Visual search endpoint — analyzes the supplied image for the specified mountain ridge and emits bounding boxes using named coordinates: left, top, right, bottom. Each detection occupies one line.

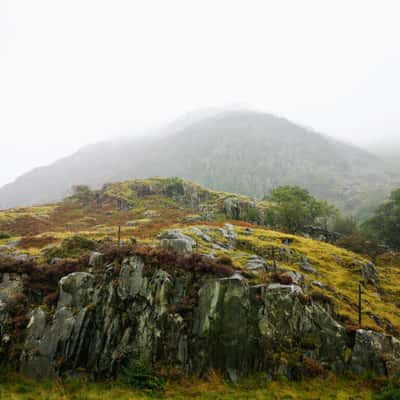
left=0, top=110, right=397, bottom=215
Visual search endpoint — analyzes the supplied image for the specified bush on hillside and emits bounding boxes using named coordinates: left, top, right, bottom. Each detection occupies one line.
left=333, top=215, right=358, bottom=236
left=71, top=185, right=95, bottom=205
left=264, top=186, right=337, bottom=233
left=120, top=355, right=165, bottom=392
left=43, top=235, right=96, bottom=261
left=363, top=188, right=400, bottom=250
left=373, top=383, right=400, bottom=400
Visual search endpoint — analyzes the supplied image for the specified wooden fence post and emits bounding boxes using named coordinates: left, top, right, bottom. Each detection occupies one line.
left=358, top=282, right=362, bottom=328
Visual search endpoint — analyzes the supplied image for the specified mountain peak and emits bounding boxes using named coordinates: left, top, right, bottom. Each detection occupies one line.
left=0, top=110, right=395, bottom=215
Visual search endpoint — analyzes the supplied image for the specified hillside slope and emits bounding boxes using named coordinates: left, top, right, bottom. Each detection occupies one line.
left=0, top=177, right=399, bottom=335
left=366, top=135, right=400, bottom=169
left=1, top=177, right=400, bottom=388
left=0, top=111, right=397, bottom=214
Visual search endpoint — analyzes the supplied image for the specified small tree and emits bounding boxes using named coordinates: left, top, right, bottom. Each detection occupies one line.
left=333, top=215, right=358, bottom=236
left=336, top=232, right=386, bottom=263
left=264, top=186, right=337, bottom=233
left=362, top=188, right=400, bottom=249
left=71, top=185, right=94, bottom=205
left=120, top=354, right=165, bottom=392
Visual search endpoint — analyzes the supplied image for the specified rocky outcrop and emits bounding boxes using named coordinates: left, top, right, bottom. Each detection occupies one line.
left=351, top=330, right=400, bottom=378
left=223, top=197, right=258, bottom=221
left=131, top=179, right=211, bottom=209
left=159, top=230, right=196, bottom=253
left=15, top=254, right=400, bottom=381
left=0, top=273, right=24, bottom=360
left=300, top=226, right=341, bottom=243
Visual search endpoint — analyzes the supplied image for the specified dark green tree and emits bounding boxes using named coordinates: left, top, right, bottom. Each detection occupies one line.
left=264, top=186, right=337, bottom=233
left=71, top=185, right=95, bottom=205
left=333, top=215, right=358, bottom=236
left=362, top=188, right=400, bottom=249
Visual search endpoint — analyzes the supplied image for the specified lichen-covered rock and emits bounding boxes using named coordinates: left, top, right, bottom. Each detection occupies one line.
left=0, top=273, right=24, bottom=358
left=58, top=272, right=95, bottom=308
left=350, top=329, right=400, bottom=378
left=361, top=262, right=379, bottom=287
left=190, top=227, right=212, bottom=243
left=299, top=256, right=317, bottom=274
left=159, top=230, right=196, bottom=253
left=89, top=252, right=104, bottom=268
left=223, top=197, right=255, bottom=220
left=245, top=255, right=267, bottom=272
left=17, top=255, right=400, bottom=381
left=0, top=273, right=24, bottom=305
left=220, top=224, right=237, bottom=248
left=21, top=257, right=177, bottom=378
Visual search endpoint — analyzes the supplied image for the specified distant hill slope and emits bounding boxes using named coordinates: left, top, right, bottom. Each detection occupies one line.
left=366, top=136, right=400, bottom=169
left=0, top=110, right=397, bottom=214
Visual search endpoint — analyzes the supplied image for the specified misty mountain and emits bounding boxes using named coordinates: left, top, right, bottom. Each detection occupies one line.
left=365, top=135, right=400, bottom=169
left=0, top=110, right=397, bottom=215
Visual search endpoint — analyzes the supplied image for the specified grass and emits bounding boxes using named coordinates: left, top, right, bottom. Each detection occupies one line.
left=0, top=372, right=376, bottom=399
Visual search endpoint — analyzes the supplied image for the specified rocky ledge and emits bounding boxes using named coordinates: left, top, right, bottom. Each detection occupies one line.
left=0, top=253, right=395, bottom=381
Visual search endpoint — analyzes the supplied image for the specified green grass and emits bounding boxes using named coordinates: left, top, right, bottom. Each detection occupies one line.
left=0, top=373, right=375, bottom=399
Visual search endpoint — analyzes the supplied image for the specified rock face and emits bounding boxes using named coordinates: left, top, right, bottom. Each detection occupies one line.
left=16, top=255, right=400, bottom=381
left=351, top=330, right=400, bottom=378
left=223, top=197, right=257, bottom=221
left=159, top=230, right=196, bottom=253
left=0, top=273, right=24, bottom=360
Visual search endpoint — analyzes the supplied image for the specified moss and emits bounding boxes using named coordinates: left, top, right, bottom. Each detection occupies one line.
left=42, top=235, right=96, bottom=261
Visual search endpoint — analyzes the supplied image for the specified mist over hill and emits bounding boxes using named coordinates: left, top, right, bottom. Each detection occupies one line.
left=0, top=110, right=397, bottom=215
left=365, top=134, right=400, bottom=169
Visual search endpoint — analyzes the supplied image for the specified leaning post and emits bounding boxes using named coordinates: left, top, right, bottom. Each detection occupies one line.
left=358, top=281, right=363, bottom=328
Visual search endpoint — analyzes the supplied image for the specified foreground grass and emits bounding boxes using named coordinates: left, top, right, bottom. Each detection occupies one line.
left=0, top=373, right=376, bottom=400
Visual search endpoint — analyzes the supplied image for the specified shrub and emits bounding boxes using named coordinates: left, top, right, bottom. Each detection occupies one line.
left=71, top=185, right=95, bottom=205
left=363, top=188, right=400, bottom=250
left=120, top=355, right=165, bottom=392
left=336, top=232, right=386, bottom=262
left=373, top=383, right=400, bottom=400
left=302, top=357, right=324, bottom=378
left=333, top=215, right=358, bottom=235
left=18, top=235, right=56, bottom=249
left=245, top=208, right=261, bottom=224
left=216, top=254, right=233, bottom=266
left=270, top=272, right=293, bottom=285
left=43, top=235, right=96, bottom=261
left=0, top=232, right=11, bottom=240
left=308, top=290, right=335, bottom=310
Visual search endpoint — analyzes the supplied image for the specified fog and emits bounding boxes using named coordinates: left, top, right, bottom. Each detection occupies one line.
left=1, top=0, right=400, bottom=187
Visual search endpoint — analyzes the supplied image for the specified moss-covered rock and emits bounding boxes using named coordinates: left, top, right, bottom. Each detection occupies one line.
left=18, top=254, right=397, bottom=382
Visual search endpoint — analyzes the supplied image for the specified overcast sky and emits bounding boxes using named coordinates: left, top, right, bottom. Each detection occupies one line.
left=1, top=1, right=400, bottom=187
